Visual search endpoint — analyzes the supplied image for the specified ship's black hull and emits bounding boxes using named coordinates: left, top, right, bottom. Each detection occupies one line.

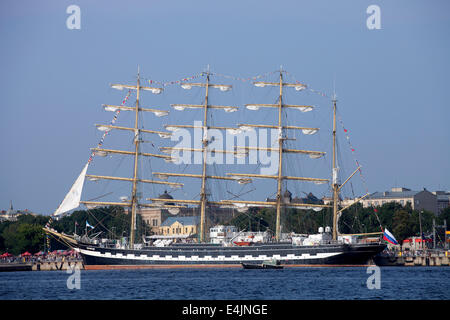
left=76, top=242, right=386, bottom=268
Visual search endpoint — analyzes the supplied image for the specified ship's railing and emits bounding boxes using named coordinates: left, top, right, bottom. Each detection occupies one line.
left=320, top=240, right=344, bottom=245
left=292, top=239, right=383, bottom=246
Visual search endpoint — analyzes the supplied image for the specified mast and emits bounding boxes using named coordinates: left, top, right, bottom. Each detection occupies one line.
left=88, top=68, right=180, bottom=247
left=275, top=70, right=284, bottom=242
left=150, top=69, right=333, bottom=242
left=327, top=93, right=369, bottom=239
left=151, top=68, right=238, bottom=243
left=52, top=69, right=189, bottom=227
left=332, top=96, right=339, bottom=241
left=129, top=67, right=141, bottom=248
left=419, top=210, right=423, bottom=250
left=199, top=69, right=210, bottom=242
left=224, top=70, right=331, bottom=239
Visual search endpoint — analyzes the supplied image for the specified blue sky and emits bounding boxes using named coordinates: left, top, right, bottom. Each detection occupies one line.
left=1, top=0, right=449, bottom=214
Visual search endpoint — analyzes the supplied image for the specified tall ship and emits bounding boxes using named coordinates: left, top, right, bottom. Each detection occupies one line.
left=44, top=67, right=386, bottom=268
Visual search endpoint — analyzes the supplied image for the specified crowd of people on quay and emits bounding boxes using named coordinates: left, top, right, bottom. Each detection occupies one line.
left=0, top=249, right=82, bottom=264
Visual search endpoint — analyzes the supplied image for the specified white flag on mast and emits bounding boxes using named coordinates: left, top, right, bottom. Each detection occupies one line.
left=53, top=162, right=89, bottom=216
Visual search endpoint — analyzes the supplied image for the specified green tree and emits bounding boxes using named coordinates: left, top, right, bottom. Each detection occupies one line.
left=410, top=210, right=434, bottom=236
left=51, top=206, right=151, bottom=244
left=230, top=208, right=273, bottom=232
left=16, top=214, right=50, bottom=226
left=2, top=223, right=45, bottom=255
left=438, top=207, right=450, bottom=229
left=338, top=204, right=383, bottom=235
left=392, top=209, right=414, bottom=244
left=0, top=206, right=155, bottom=254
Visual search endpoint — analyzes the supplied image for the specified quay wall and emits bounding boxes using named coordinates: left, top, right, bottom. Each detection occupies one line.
left=376, top=252, right=449, bottom=267
left=32, top=261, right=84, bottom=271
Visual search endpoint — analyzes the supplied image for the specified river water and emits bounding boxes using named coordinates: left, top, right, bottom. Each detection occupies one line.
left=0, top=266, right=448, bottom=300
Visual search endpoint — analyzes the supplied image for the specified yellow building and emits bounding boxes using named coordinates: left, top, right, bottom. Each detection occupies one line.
left=159, top=216, right=199, bottom=236
left=126, top=191, right=198, bottom=234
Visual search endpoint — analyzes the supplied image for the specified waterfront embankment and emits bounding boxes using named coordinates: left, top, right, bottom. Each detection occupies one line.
left=0, top=259, right=84, bottom=272
left=32, top=260, right=84, bottom=271
left=374, top=250, right=449, bottom=266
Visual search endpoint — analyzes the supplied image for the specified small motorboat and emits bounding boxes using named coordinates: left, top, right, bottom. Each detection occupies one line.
left=241, top=259, right=283, bottom=269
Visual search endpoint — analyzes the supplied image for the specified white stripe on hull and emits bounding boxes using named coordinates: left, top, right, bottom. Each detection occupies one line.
left=79, top=248, right=340, bottom=262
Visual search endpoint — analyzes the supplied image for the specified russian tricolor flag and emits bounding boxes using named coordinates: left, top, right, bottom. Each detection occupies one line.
left=383, top=228, right=398, bottom=245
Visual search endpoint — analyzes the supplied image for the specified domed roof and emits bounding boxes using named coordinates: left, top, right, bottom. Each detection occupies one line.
left=158, top=190, right=173, bottom=200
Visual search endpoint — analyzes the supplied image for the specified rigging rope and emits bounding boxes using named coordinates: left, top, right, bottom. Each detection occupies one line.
left=88, top=89, right=133, bottom=164
left=337, top=113, right=369, bottom=194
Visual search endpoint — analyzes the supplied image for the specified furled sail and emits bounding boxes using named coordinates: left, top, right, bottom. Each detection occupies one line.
left=226, top=128, right=242, bottom=135
left=302, top=129, right=318, bottom=135
left=153, top=110, right=169, bottom=117
left=294, top=106, right=313, bottom=112
left=104, top=106, right=119, bottom=112
left=158, top=132, right=172, bottom=139
left=246, top=105, right=260, bottom=111
left=97, top=125, right=110, bottom=132
left=53, top=162, right=89, bottom=216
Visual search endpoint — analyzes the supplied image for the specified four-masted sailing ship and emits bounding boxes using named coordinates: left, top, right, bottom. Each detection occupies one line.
left=44, top=68, right=386, bottom=268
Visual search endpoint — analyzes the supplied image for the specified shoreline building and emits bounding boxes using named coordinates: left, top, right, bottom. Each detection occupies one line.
left=159, top=216, right=200, bottom=237
left=432, top=191, right=450, bottom=213
left=0, top=201, right=36, bottom=222
left=267, top=190, right=323, bottom=205
left=128, top=191, right=237, bottom=235
left=361, top=187, right=438, bottom=214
